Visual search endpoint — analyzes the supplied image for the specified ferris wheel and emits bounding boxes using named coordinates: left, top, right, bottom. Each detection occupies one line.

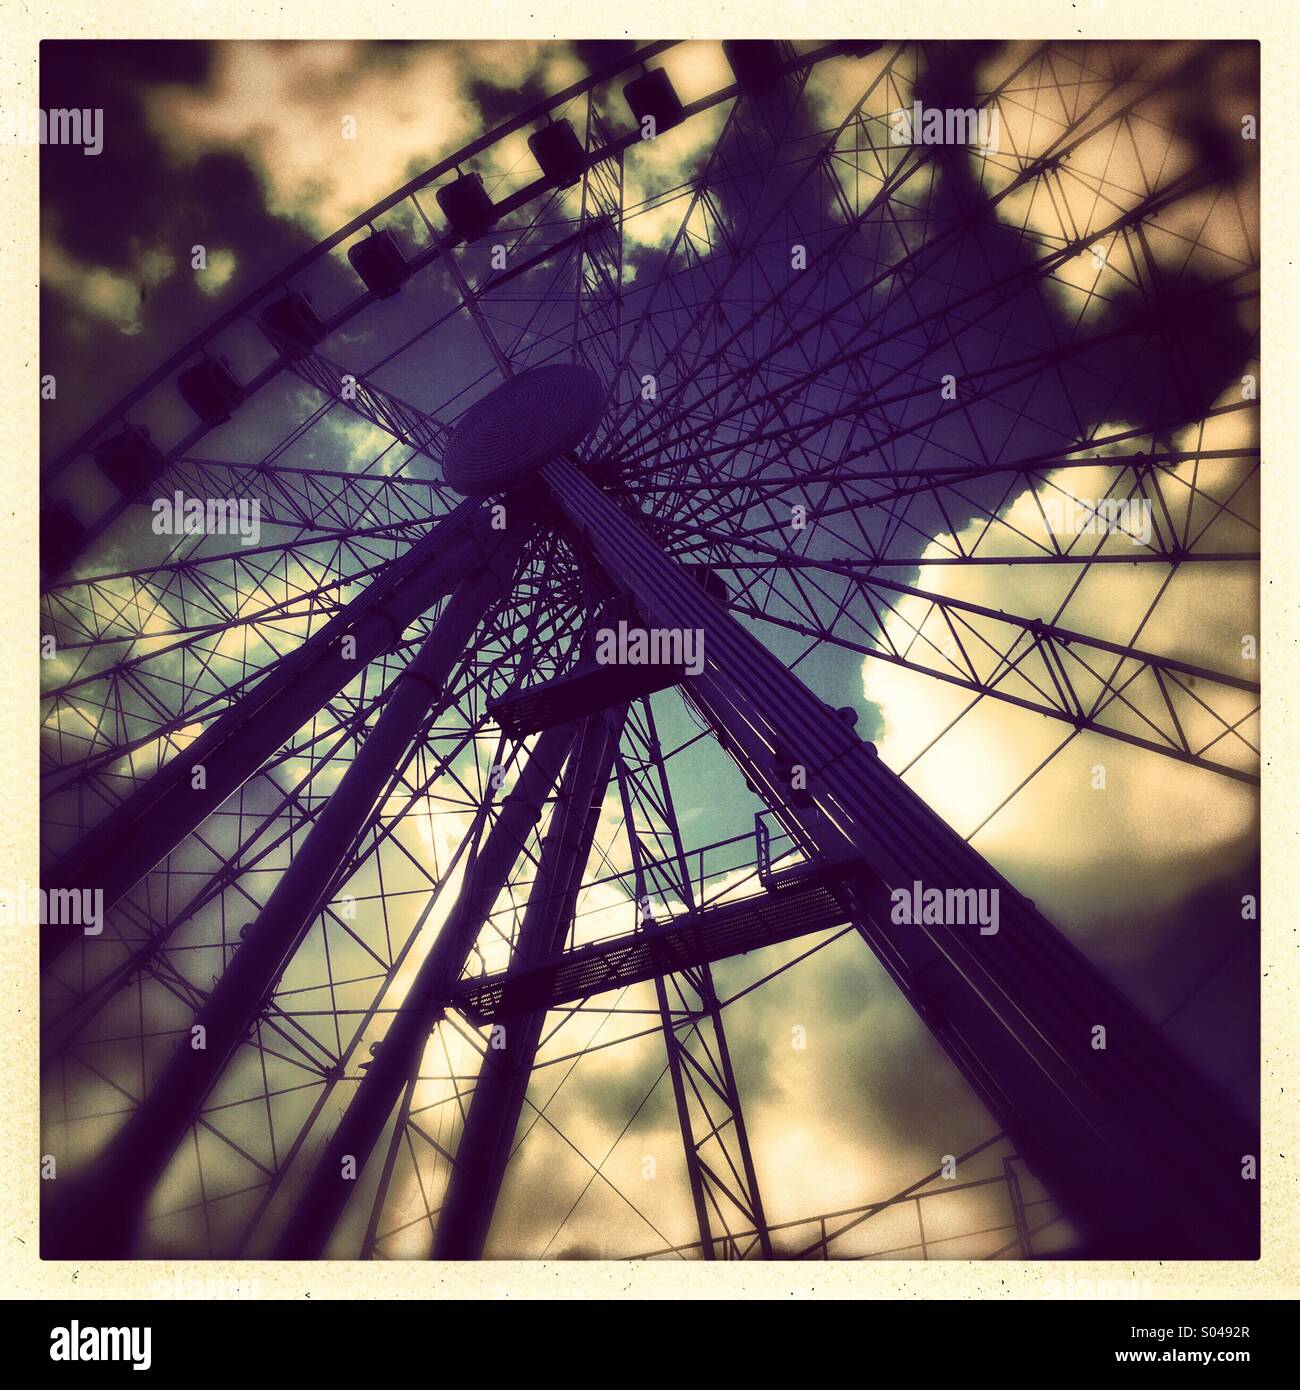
left=39, top=39, right=1259, bottom=1260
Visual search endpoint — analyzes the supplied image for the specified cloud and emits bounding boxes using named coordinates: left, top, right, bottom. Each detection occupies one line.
left=144, top=42, right=586, bottom=241
left=862, top=439, right=1257, bottom=950
left=196, top=247, right=237, bottom=296
left=40, top=235, right=172, bottom=336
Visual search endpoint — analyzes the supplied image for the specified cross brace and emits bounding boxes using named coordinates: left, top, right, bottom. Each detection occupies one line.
left=451, top=860, right=869, bottom=1025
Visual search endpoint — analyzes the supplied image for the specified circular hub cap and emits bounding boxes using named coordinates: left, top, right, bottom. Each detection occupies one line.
left=443, top=362, right=607, bottom=495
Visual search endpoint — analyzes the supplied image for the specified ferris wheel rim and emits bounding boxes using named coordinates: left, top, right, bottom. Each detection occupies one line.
left=40, top=39, right=885, bottom=491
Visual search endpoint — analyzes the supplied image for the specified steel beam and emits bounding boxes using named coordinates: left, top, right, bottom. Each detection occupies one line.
left=42, top=527, right=524, bottom=1258
left=450, top=862, right=865, bottom=1021
left=626, top=1134, right=1014, bottom=1260
left=655, top=964, right=774, bottom=1260
left=431, top=710, right=622, bottom=1258
left=41, top=500, right=491, bottom=964
left=273, top=717, right=575, bottom=1262
left=611, top=722, right=773, bottom=1260
left=288, top=352, right=450, bottom=461
left=542, top=456, right=1258, bottom=1258
left=272, top=720, right=579, bottom=1258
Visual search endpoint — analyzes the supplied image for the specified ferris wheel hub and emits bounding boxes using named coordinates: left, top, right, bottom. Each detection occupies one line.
left=443, top=362, right=607, bottom=496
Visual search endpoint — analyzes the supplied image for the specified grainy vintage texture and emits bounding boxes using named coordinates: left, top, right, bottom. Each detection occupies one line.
left=5, top=1, right=1297, bottom=1301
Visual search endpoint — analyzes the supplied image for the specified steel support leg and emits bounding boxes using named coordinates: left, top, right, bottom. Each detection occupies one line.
left=612, top=716, right=772, bottom=1259
left=542, top=456, right=1257, bottom=1258
left=653, top=971, right=717, bottom=1256
left=42, top=500, right=492, bottom=963
left=652, top=966, right=774, bottom=1259
left=431, top=710, right=622, bottom=1258
left=42, top=528, right=524, bottom=1258
left=273, top=719, right=578, bottom=1257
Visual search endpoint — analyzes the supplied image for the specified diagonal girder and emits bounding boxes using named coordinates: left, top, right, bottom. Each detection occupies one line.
left=40, top=499, right=494, bottom=956
left=272, top=720, right=580, bottom=1258
left=42, top=526, right=528, bottom=1258
left=542, top=454, right=1257, bottom=1259
left=430, top=709, right=624, bottom=1259
left=610, top=697, right=772, bottom=1259
left=720, top=563, right=1259, bottom=784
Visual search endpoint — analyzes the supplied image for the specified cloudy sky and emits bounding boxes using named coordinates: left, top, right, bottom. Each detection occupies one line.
left=40, top=39, right=1259, bottom=1260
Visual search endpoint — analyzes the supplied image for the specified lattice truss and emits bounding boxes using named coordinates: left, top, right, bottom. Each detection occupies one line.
left=39, top=39, right=1257, bottom=1258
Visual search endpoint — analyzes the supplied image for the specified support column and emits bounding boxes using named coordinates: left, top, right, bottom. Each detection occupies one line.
left=653, top=971, right=717, bottom=1257
left=542, top=456, right=1257, bottom=1258
left=273, top=719, right=578, bottom=1257
left=611, top=720, right=772, bottom=1259
left=42, top=500, right=491, bottom=963
left=652, top=965, right=774, bottom=1260
left=42, top=526, right=525, bottom=1258
left=431, top=710, right=622, bottom=1259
